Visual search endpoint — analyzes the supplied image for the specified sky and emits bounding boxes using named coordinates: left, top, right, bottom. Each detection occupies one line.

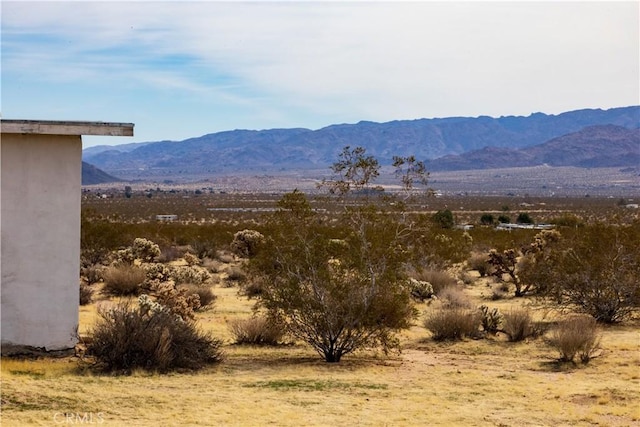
left=1, top=1, right=639, bottom=148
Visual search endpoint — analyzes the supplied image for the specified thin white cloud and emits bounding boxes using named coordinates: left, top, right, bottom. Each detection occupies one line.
left=2, top=1, right=638, bottom=142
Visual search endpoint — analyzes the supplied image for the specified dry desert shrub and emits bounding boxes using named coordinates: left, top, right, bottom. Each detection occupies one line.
left=467, top=252, right=494, bottom=277
left=103, top=264, right=146, bottom=296
left=437, top=285, right=473, bottom=309
left=225, top=265, right=247, bottom=283
left=179, top=284, right=216, bottom=310
left=424, top=308, right=481, bottom=341
left=81, top=264, right=104, bottom=285
left=228, top=315, right=284, bottom=345
left=87, top=299, right=223, bottom=373
left=503, top=308, right=539, bottom=342
left=548, top=315, right=601, bottom=363
left=79, top=282, right=94, bottom=306
left=202, top=257, right=223, bottom=273
left=415, top=269, right=457, bottom=294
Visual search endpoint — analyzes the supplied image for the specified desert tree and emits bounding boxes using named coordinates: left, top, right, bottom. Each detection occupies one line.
left=524, top=223, right=640, bottom=323
left=250, top=148, right=430, bottom=362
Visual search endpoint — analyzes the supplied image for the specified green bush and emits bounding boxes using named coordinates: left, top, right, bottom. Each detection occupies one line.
left=228, top=315, right=284, bottom=345
left=497, top=215, right=510, bottom=224
left=103, top=264, right=146, bottom=296
left=548, top=316, right=601, bottom=363
left=432, top=210, right=455, bottom=229
left=87, top=299, right=223, bottom=373
left=480, top=214, right=495, bottom=225
left=516, top=213, right=534, bottom=224
left=424, top=308, right=481, bottom=341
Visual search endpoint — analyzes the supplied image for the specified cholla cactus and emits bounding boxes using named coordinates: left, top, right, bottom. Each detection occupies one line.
left=138, top=294, right=169, bottom=317
left=114, top=247, right=136, bottom=264
left=479, top=305, right=503, bottom=334
left=183, top=252, right=200, bottom=266
left=147, top=280, right=201, bottom=321
left=132, top=238, right=161, bottom=262
left=407, top=278, right=434, bottom=302
left=171, top=265, right=212, bottom=286
left=143, top=262, right=173, bottom=283
left=231, top=229, right=266, bottom=257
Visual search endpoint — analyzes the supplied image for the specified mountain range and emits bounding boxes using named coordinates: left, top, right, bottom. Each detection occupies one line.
left=83, top=106, right=639, bottom=181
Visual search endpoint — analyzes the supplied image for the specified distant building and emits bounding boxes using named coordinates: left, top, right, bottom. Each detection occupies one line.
left=496, top=223, right=555, bottom=231
left=156, top=214, right=178, bottom=221
left=1, top=119, right=133, bottom=354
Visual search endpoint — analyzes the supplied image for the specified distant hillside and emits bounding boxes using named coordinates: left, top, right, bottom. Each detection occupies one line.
left=82, top=141, right=153, bottom=157
left=81, top=162, right=123, bottom=185
left=426, top=125, right=640, bottom=171
left=82, top=106, right=639, bottom=178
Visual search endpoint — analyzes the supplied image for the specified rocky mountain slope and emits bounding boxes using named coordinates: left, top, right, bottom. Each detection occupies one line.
left=83, top=106, right=639, bottom=177
left=426, top=125, right=639, bottom=171
left=81, top=162, right=122, bottom=185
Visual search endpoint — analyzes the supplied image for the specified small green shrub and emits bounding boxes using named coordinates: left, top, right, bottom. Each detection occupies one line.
left=87, top=300, right=223, bottom=373
left=432, top=209, right=455, bottom=229
left=229, top=315, right=284, bottom=345
left=516, top=212, right=534, bottom=224
left=424, top=308, right=481, bottom=341
left=103, top=264, right=146, bottom=296
left=480, top=214, right=495, bottom=225
left=548, top=315, right=601, bottom=363
left=503, top=308, right=539, bottom=342
left=497, top=215, right=511, bottom=224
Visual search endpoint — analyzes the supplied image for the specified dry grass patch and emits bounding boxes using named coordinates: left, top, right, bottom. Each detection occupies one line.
left=2, top=281, right=639, bottom=426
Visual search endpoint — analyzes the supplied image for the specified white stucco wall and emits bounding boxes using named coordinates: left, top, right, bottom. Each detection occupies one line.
left=1, top=133, right=82, bottom=351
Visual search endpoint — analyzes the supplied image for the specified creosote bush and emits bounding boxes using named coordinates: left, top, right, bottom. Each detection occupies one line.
left=87, top=298, right=223, bottom=373
left=229, top=315, right=284, bottom=345
left=548, top=315, right=601, bottom=363
left=103, top=264, right=147, bottom=296
left=424, top=308, right=481, bottom=341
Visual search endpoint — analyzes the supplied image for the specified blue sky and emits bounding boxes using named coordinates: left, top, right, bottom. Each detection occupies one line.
left=2, top=1, right=639, bottom=148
